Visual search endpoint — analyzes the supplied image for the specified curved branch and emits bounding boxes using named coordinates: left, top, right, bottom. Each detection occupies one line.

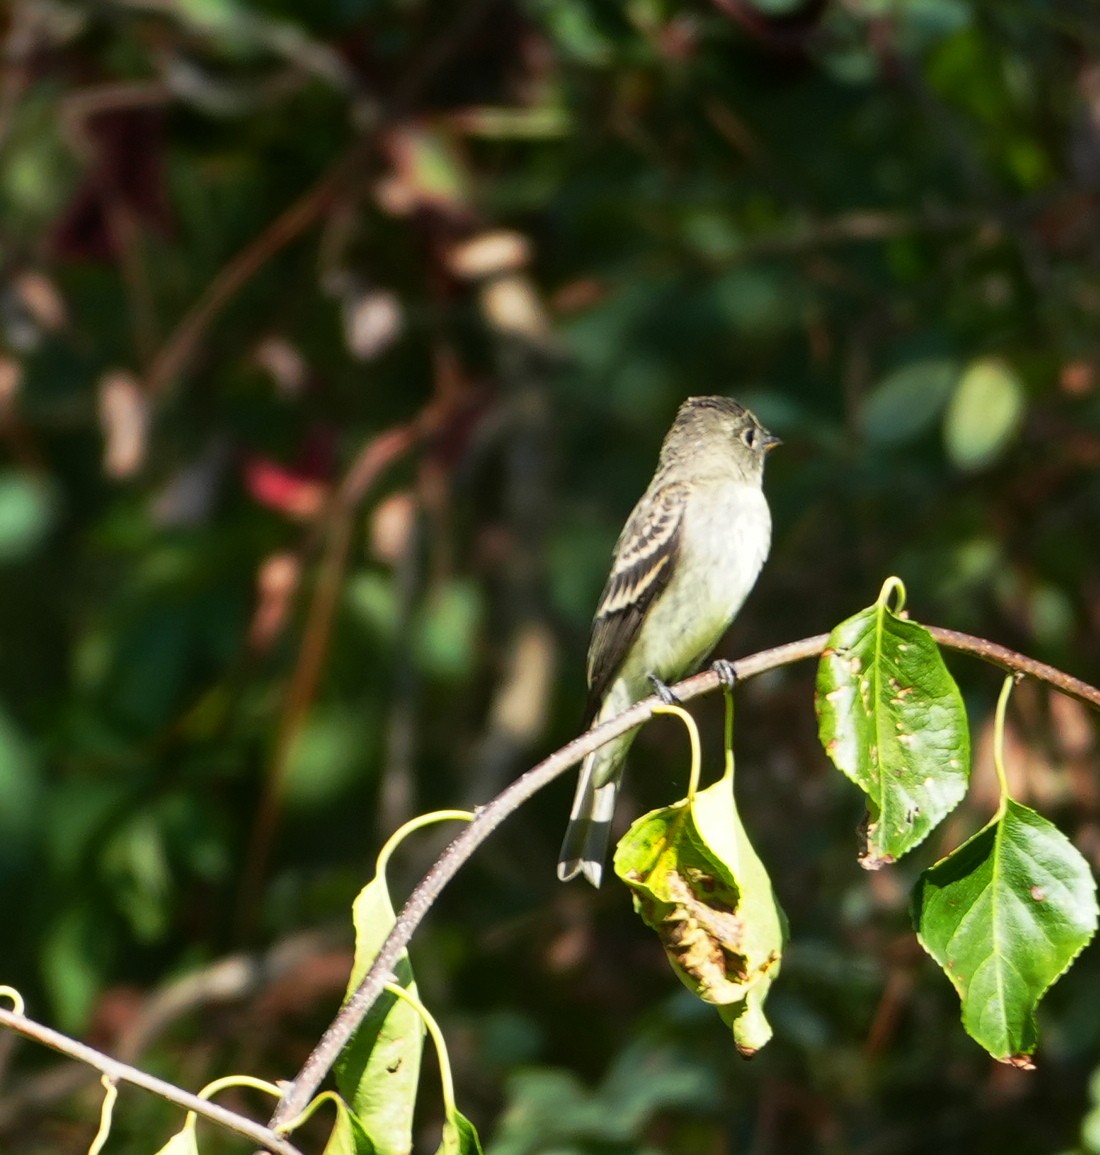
left=268, top=626, right=1100, bottom=1128
left=0, top=1008, right=301, bottom=1155
left=925, top=626, right=1100, bottom=708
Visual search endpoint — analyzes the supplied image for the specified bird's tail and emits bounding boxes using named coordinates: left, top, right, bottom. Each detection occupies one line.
left=557, top=739, right=630, bottom=887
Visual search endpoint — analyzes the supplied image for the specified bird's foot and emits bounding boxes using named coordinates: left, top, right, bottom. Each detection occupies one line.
left=712, top=658, right=738, bottom=689
left=647, top=673, right=681, bottom=706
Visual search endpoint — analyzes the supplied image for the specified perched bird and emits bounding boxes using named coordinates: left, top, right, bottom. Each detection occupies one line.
left=557, top=396, right=780, bottom=887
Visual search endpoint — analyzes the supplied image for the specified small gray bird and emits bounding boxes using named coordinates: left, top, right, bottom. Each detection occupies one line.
left=558, top=396, right=779, bottom=887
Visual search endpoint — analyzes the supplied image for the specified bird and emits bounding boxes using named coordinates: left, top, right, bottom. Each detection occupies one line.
left=557, top=396, right=780, bottom=887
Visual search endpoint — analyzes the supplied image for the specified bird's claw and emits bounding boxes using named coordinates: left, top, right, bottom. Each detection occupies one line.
left=647, top=673, right=680, bottom=706
left=712, top=658, right=738, bottom=689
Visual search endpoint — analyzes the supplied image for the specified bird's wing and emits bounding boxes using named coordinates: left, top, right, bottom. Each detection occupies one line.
left=584, top=480, right=686, bottom=721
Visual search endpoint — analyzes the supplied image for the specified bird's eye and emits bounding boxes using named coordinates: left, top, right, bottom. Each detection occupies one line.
left=741, top=427, right=757, bottom=448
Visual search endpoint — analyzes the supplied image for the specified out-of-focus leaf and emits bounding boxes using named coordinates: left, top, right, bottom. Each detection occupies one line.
left=101, top=812, right=172, bottom=941
left=345, top=572, right=400, bottom=641
left=861, top=359, right=958, bottom=445
left=490, top=1040, right=718, bottom=1155
left=0, top=473, right=54, bottom=561
left=532, top=0, right=615, bottom=63
left=42, top=906, right=107, bottom=1030
left=815, top=583, right=970, bottom=866
left=1079, top=1067, right=1100, bottom=1153
left=283, top=705, right=375, bottom=808
left=415, top=580, right=483, bottom=679
left=710, top=268, right=793, bottom=336
left=745, top=0, right=806, bottom=14
left=449, top=107, right=569, bottom=139
left=382, top=124, right=471, bottom=215
left=943, top=357, right=1025, bottom=470
left=915, top=799, right=1098, bottom=1064
left=0, top=91, right=73, bottom=228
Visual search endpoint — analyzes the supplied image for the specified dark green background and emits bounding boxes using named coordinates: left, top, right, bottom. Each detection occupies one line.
left=2, top=0, right=1100, bottom=1150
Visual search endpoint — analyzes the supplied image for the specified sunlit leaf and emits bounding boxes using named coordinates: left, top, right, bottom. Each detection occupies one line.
left=336, top=865, right=425, bottom=1155
left=914, top=799, right=1098, bottom=1065
left=614, top=768, right=786, bottom=1056
left=943, top=357, right=1025, bottom=470
left=322, top=1095, right=377, bottom=1155
left=438, top=1111, right=485, bottom=1155
left=816, top=590, right=970, bottom=866
left=151, top=1126, right=198, bottom=1155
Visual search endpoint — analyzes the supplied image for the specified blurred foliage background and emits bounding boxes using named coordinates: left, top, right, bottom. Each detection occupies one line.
left=2, top=0, right=1100, bottom=1151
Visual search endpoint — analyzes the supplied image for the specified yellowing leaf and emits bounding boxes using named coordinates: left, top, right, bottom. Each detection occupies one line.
left=335, top=864, right=425, bottom=1155
left=613, top=768, right=786, bottom=1056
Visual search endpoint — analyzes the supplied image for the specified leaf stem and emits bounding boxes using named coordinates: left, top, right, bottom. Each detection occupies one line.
left=383, top=982, right=459, bottom=1124
left=992, top=674, right=1016, bottom=806
left=653, top=703, right=703, bottom=798
left=877, top=576, right=908, bottom=614
left=376, top=810, right=476, bottom=882
left=88, top=1075, right=117, bottom=1155
left=0, top=987, right=25, bottom=1016
left=723, top=689, right=735, bottom=781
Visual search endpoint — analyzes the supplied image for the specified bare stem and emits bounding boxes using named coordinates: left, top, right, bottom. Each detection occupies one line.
left=0, top=1008, right=301, bottom=1155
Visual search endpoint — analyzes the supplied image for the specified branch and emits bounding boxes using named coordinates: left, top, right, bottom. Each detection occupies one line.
left=924, top=626, right=1100, bottom=708
left=0, top=930, right=342, bottom=1132
left=268, top=626, right=1100, bottom=1128
left=0, top=1008, right=301, bottom=1155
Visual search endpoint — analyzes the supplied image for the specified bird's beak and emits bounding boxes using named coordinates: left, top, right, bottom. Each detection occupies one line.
left=762, top=432, right=782, bottom=452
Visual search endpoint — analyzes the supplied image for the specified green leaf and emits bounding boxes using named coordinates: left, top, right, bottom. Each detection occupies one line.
left=860, top=359, right=958, bottom=445
left=438, top=1111, right=484, bottom=1155
left=815, top=587, right=970, bottom=866
left=0, top=473, right=54, bottom=562
left=414, top=579, right=484, bottom=679
left=151, top=1125, right=198, bottom=1155
left=489, top=1040, right=717, bottom=1155
left=613, top=769, right=786, bottom=1056
left=914, top=798, right=1098, bottom=1065
left=335, top=865, right=425, bottom=1155
left=943, top=357, right=1025, bottom=470
left=322, top=1095, right=377, bottom=1155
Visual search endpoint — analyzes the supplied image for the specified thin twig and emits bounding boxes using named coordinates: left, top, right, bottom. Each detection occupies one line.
left=0, top=931, right=342, bottom=1132
left=268, top=625, right=1100, bottom=1128
left=0, top=1008, right=301, bottom=1155
left=237, top=421, right=424, bottom=935
left=142, top=144, right=364, bottom=398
